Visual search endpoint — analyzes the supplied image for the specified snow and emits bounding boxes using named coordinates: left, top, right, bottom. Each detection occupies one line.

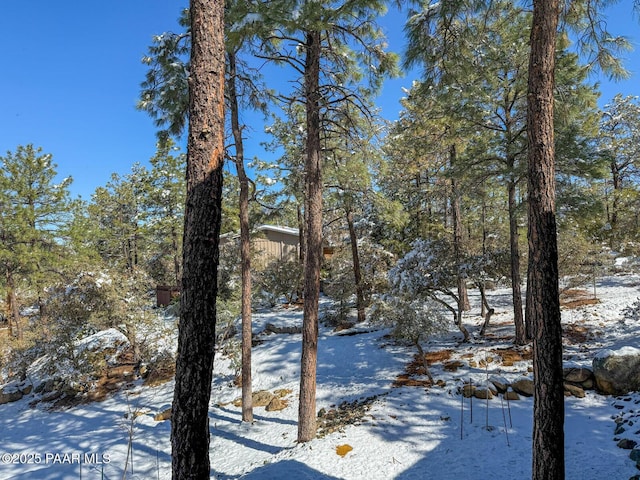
left=2, top=275, right=640, bottom=479
left=596, top=345, right=640, bottom=359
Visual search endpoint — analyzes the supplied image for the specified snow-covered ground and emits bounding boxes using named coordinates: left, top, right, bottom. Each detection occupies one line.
left=1, top=274, right=640, bottom=479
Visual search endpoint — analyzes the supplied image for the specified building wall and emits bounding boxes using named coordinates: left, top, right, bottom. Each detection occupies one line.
left=219, top=225, right=300, bottom=268
left=254, top=229, right=299, bottom=264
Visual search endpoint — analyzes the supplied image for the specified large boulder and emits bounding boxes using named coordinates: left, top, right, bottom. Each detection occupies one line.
left=511, top=378, right=534, bottom=397
left=592, top=347, right=640, bottom=395
left=0, top=389, right=23, bottom=405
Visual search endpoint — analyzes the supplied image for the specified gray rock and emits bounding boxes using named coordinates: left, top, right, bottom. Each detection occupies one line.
left=511, top=378, right=534, bottom=397
left=564, top=367, right=594, bottom=385
left=593, top=347, right=640, bottom=395
left=264, top=323, right=302, bottom=335
left=617, top=438, right=638, bottom=450
left=462, top=385, right=476, bottom=398
left=0, top=389, right=23, bottom=405
left=504, top=390, right=520, bottom=401
left=490, top=376, right=509, bottom=393
left=473, top=388, right=494, bottom=400
left=564, top=382, right=586, bottom=398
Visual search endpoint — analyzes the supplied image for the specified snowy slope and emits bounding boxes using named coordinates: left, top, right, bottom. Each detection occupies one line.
left=1, top=274, right=640, bottom=479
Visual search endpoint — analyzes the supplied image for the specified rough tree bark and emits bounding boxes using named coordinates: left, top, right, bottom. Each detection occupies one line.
left=171, top=0, right=225, bottom=478
left=526, top=0, right=565, bottom=478
left=298, top=29, right=322, bottom=444
left=298, top=31, right=322, bottom=442
left=228, top=51, right=253, bottom=424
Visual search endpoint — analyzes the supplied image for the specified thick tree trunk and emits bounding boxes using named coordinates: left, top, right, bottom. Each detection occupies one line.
left=508, top=178, right=526, bottom=344
left=346, top=208, right=366, bottom=323
left=298, top=29, right=322, bottom=444
left=229, top=52, right=253, bottom=424
left=526, top=0, right=565, bottom=478
left=171, top=1, right=225, bottom=478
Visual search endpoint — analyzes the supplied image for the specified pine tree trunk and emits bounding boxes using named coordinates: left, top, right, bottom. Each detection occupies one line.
left=229, top=51, right=253, bottom=424
left=527, top=0, right=565, bottom=478
left=508, top=178, right=526, bottom=344
left=610, top=161, right=621, bottom=249
left=298, top=29, right=322, bottom=444
left=450, top=145, right=470, bottom=312
left=171, top=224, right=181, bottom=288
left=5, top=270, right=22, bottom=341
left=171, top=1, right=225, bottom=478
left=346, top=208, right=366, bottom=323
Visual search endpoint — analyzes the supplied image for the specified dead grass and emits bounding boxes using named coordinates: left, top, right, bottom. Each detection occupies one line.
left=491, top=347, right=532, bottom=366
left=392, top=375, right=432, bottom=387
left=563, top=323, right=592, bottom=344
left=425, top=349, right=453, bottom=364
left=394, top=349, right=454, bottom=386
left=562, top=298, right=600, bottom=308
left=560, top=289, right=599, bottom=309
left=88, top=365, right=136, bottom=402
left=143, top=360, right=176, bottom=387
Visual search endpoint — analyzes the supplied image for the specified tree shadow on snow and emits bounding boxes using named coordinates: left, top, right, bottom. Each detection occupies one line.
left=237, top=459, right=344, bottom=480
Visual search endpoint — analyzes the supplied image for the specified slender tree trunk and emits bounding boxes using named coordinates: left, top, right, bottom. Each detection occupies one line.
left=171, top=224, right=181, bottom=288
left=526, top=0, right=564, bottom=478
left=346, top=208, right=365, bottom=323
left=171, top=1, right=225, bottom=478
left=610, top=162, right=621, bottom=249
left=414, top=339, right=434, bottom=383
left=298, top=204, right=306, bottom=265
left=450, top=145, right=470, bottom=312
left=481, top=183, right=488, bottom=256
left=432, top=293, right=470, bottom=342
left=508, top=178, right=526, bottom=344
left=477, top=281, right=495, bottom=336
left=298, top=29, right=322, bottom=444
left=228, top=51, right=253, bottom=423
left=5, top=270, right=22, bottom=340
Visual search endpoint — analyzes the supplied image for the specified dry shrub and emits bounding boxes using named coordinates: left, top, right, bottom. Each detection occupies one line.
left=563, top=323, right=592, bottom=344
left=143, top=352, right=176, bottom=387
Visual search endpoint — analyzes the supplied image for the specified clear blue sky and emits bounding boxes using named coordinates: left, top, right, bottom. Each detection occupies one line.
left=1, top=2, right=638, bottom=200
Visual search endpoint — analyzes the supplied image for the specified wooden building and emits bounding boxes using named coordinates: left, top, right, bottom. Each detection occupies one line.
left=219, top=224, right=301, bottom=265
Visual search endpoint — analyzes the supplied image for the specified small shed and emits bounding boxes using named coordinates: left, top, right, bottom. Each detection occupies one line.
left=252, top=225, right=300, bottom=263
left=156, top=285, right=180, bottom=307
left=219, top=224, right=301, bottom=265
left=219, top=223, right=335, bottom=268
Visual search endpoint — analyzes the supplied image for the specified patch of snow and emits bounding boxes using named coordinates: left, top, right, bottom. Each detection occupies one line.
left=2, top=275, right=640, bottom=479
